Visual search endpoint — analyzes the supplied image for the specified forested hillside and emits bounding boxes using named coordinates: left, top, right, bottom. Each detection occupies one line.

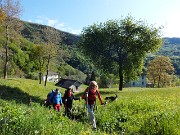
left=0, top=19, right=88, bottom=83
left=154, top=37, right=180, bottom=75
left=1, top=19, right=180, bottom=83
left=21, top=21, right=180, bottom=75
left=20, top=21, right=94, bottom=76
left=164, top=37, right=180, bottom=44
left=21, top=21, right=80, bottom=46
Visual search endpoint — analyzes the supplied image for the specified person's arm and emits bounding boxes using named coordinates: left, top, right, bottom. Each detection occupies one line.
left=97, top=90, right=103, bottom=104
left=73, top=95, right=80, bottom=100
left=81, top=88, right=89, bottom=99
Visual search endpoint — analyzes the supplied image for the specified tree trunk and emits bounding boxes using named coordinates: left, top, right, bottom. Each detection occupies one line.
left=158, top=75, right=161, bottom=88
left=39, top=72, right=42, bottom=84
left=4, top=24, right=9, bottom=79
left=44, top=54, right=50, bottom=86
left=119, top=62, right=123, bottom=91
left=44, top=64, right=49, bottom=86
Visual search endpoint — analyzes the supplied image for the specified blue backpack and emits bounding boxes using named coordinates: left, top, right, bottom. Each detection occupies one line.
left=46, top=90, right=55, bottom=104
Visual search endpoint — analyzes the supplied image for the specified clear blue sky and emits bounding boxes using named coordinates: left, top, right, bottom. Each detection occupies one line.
left=21, top=0, right=180, bottom=37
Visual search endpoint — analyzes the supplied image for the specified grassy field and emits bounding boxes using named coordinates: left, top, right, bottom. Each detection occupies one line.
left=0, top=78, right=179, bottom=135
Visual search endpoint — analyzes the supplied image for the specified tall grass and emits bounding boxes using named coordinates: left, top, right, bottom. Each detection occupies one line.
left=0, top=78, right=179, bottom=135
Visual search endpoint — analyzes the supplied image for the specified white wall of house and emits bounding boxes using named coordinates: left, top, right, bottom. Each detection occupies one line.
left=69, top=85, right=82, bottom=92
left=43, top=74, right=59, bottom=82
left=125, top=75, right=147, bottom=87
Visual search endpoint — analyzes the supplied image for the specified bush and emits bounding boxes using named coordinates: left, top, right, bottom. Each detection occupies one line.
left=26, top=72, right=38, bottom=80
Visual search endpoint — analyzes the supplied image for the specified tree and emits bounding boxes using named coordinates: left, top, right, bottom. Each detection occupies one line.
left=42, top=27, right=61, bottom=86
left=79, top=16, right=163, bottom=90
left=0, top=0, right=22, bottom=79
left=34, top=44, right=47, bottom=84
left=147, top=56, right=175, bottom=88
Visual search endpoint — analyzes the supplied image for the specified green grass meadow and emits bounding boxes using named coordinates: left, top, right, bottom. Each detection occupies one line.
left=0, top=78, right=179, bottom=135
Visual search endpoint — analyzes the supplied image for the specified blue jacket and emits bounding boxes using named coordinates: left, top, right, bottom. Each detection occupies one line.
left=49, top=91, right=62, bottom=105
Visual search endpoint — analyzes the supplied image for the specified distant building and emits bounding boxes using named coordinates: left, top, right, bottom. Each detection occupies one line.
left=43, top=72, right=59, bottom=82
left=55, top=79, right=82, bottom=92
left=146, top=82, right=154, bottom=88
left=124, top=74, right=147, bottom=87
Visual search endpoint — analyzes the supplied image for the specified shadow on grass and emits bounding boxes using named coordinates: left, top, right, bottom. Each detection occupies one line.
left=0, top=85, right=43, bottom=105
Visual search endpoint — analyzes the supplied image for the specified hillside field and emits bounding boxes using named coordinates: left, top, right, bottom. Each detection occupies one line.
left=0, top=78, right=179, bottom=135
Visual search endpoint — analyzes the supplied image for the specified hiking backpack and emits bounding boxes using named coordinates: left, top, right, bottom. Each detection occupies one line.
left=46, top=90, right=55, bottom=104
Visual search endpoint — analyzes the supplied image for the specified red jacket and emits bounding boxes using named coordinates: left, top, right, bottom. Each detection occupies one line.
left=82, top=87, right=103, bottom=105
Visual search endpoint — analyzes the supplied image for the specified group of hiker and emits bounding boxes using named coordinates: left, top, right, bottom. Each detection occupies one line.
left=44, top=81, right=104, bottom=129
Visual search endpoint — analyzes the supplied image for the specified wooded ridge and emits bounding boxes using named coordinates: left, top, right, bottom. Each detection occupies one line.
left=1, top=19, right=180, bottom=81
left=20, top=21, right=180, bottom=75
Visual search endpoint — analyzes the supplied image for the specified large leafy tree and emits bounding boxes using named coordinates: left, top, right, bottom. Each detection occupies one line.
left=147, top=56, right=175, bottom=88
left=79, top=16, right=163, bottom=90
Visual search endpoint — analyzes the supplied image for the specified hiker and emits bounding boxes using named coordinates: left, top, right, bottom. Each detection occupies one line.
left=49, top=88, right=63, bottom=112
left=82, top=81, right=104, bottom=129
left=43, top=90, right=54, bottom=109
left=63, top=88, right=80, bottom=117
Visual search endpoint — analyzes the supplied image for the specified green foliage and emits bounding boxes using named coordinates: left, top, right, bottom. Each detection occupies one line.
left=66, top=47, right=94, bottom=73
left=3, top=17, right=180, bottom=85
left=95, top=88, right=180, bottom=134
left=0, top=103, right=96, bottom=135
left=21, top=21, right=80, bottom=46
left=57, top=63, right=86, bottom=82
left=98, top=74, right=118, bottom=88
left=9, top=38, right=38, bottom=76
left=146, top=38, right=180, bottom=75
left=79, top=15, right=163, bottom=90
left=0, top=19, right=88, bottom=81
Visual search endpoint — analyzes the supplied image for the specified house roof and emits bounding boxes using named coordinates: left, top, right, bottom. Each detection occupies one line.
left=55, top=79, right=82, bottom=89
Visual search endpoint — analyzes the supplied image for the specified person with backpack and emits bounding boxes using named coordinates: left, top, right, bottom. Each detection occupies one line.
left=43, top=90, right=54, bottom=109
left=82, top=81, right=104, bottom=129
left=49, top=88, right=62, bottom=112
left=63, top=88, right=80, bottom=117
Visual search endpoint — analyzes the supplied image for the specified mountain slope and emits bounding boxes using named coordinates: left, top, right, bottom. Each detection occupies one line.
left=20, top=20, right=180, bottom=75
left=21, top=21, right=80, bottom=46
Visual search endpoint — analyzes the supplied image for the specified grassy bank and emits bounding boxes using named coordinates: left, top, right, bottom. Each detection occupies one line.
left=0, top=78, right=179, bottom=135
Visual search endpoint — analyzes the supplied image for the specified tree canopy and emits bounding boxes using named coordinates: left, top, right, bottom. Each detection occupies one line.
left=147, top=56, right=175, bottom=88
left=79, top=16, right=163, bottom=90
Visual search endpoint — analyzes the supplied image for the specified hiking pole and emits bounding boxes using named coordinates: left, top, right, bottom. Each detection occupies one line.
left=85, top=92, right=88, bottom=117
left=65, top=99, right=67, bottom=116
left=104, top=101, right=107, bottom=108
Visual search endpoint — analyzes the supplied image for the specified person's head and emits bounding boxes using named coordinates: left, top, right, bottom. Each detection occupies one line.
left=67, top=88, right=72, bottom=92
left=55, top=88, right=59, bottom=94
left=67, top=88, right=73, bottom=94
left=67, top=88, right=72, bottom=91
left=89, top=81, right=98, bottom=90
